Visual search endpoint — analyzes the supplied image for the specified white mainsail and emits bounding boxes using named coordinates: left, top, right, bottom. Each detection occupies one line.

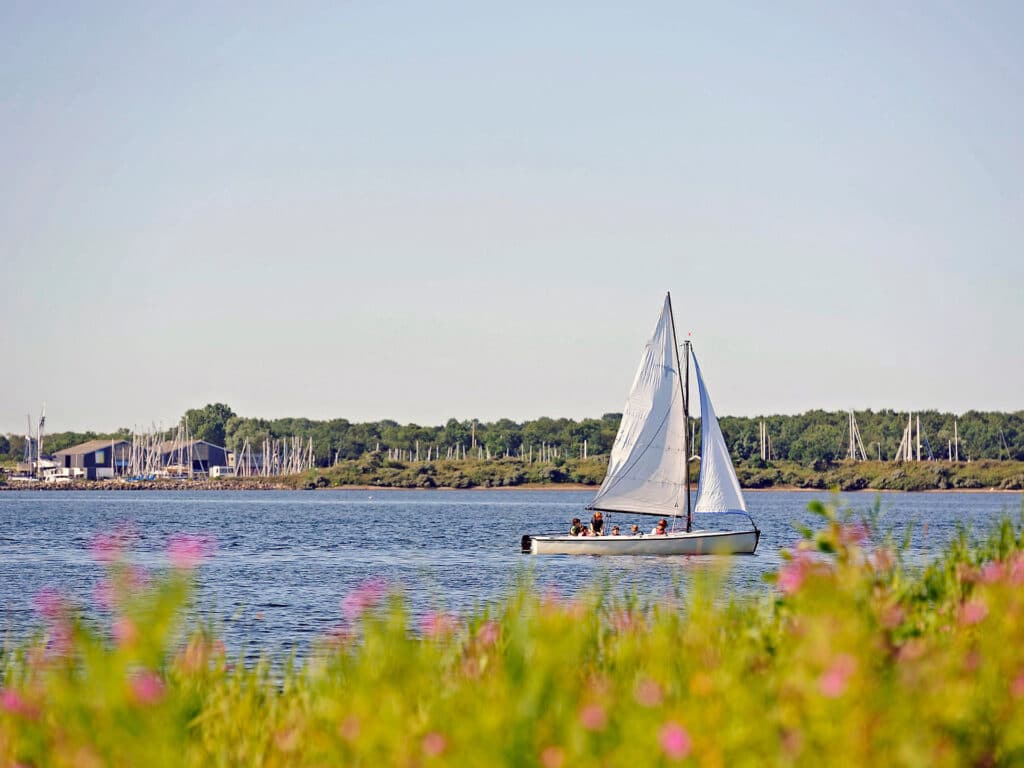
left=692, top=350, right=747, bottom=514
left=590, top=296, right=687, bottom=517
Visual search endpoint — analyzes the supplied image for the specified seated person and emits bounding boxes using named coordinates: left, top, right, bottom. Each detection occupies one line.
left=589, top=511, right=605, bottom=536
left=569, top=518, right=583, bottom=536
left=630, top=524, right=641, bottom=536
left=610, top=525, right=620, bottom=536
left=652, top=518, right=668, bottom=536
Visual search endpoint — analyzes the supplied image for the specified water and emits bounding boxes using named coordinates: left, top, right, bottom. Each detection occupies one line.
left=1, top=489, right=1022, bottom=653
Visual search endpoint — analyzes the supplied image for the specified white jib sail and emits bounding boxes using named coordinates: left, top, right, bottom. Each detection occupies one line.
left=692, top=350, right=747, bottom=513
left=590, top=296, right=687, bottom=517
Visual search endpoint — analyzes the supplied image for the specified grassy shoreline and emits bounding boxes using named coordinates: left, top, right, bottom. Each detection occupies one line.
left=5, top=457, right=1024, bottom=492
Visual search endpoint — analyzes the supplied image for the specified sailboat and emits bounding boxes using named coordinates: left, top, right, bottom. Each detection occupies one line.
left=522, top=294, right=760, bottom=555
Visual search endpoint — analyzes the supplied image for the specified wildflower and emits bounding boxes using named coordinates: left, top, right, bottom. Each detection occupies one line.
left=341, top=577, right=388, bottom=622
left=659, top=721, right=692, bottom=760
left=635, top=678, right=663, bottom=707
left=91, top=530, right=128, bottom=563
left=871, top=547, right=895, bottom=572
left=979, top=561, right=1006, bottom=584
left=1011, top=673, right=1024, bottom=699
left=421, top=731, right=447, bottom=757
left=33, top=587, right=65, bottom=621
left=167, top=533, right=211, bottom=569
left=421, top=611, right=457, bottom=639
left=476, top=620, right=499, bottom=647
left=130, top=670, right=164, bottom=705
left=339, top=716, right=360, bottom=742
left=960, top=600, right=988, bottom=626
left=579, top=703, right=607, bottom=731
left=112, top=617, right=138, bottom=647
left=777, top=553, right=810, bottom=595
left=1, top=688, right=26, bottom=716
left=880, top=604, right=905, bottom=630
left=818, top=654, right=856, bottom=698
left=839, top=522, right=869, bottom=546
left=540, top=746, right=565, bottom=768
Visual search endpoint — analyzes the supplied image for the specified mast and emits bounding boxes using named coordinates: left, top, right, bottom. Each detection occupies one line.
left=665, top=292, right=692, bottom=532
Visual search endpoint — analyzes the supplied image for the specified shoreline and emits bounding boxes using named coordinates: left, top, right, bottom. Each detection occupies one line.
left=1, top=481, right=1021, bottom=494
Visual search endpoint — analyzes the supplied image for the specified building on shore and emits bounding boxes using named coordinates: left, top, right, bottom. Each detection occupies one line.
left=52, top=440, right=131, bottom=480
left=156, top=439, right=228, bottom=475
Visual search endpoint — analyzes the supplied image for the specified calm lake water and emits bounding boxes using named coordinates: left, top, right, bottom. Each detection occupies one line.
left=1, top=489, right=1022, bottom=652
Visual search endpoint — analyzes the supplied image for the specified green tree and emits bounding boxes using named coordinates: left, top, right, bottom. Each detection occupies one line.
left=182, top=403, right=236, bottom=447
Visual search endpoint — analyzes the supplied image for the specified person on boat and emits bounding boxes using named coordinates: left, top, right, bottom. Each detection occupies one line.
left=652, top=518, right=668, bottom=536
left=611, top=525, right=620, bottom=536
left=569, top=518, right=583, bottom=536
left=630, top=524, right=641, bottom=536
left=589, top=511, right=605, bottom=536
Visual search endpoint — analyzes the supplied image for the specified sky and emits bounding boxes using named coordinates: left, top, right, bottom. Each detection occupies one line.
left=2, top=2, right=1023, bottom=435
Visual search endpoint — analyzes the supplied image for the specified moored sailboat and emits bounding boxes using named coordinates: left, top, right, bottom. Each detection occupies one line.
left=522, top=294, right=759, bottom=556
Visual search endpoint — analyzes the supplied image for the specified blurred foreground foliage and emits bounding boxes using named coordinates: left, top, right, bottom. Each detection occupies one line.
left=4, top=501, right=1024, bottom=766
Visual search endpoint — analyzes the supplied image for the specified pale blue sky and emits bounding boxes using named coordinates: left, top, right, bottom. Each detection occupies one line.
left=3, top=2, right=1022, bottom=434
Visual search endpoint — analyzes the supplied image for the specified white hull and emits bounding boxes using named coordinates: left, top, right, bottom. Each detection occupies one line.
left=525, top=528, right=759, bottom=556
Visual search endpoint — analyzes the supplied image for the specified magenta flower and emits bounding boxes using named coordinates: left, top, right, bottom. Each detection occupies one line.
left=421, top=731, right=447, bottom=757
left=33, top=587, right=65, bottom=621
left=167, top=534, right=212, bottom=569
left=1011, top=674, right=1024, bottom=699
left=659, top=721, right=692, bottom=760
left=777, top=554, right=809, bottom=595
left=960, top=600, right=988, bottom=626
left=635, top=678, right=663, bottom=707
left=818, top=654, right=857, bottom=698
left=130, top=670, right=164, bottom=705
left=341, top=577, right=388, bottom=622
left=476, top=620, right=500, bottom=647
left=91, top=530, right=128, bottom=563
left=421, top=611, right=457, bottom=639
left=112, top=617, right=138, bottom=647
left=579, top=703, right=608, bottom=731
left=540, top=746, right=565, bottom=768
left=0, top=688, right=24, bottom=715
left=979, top=561, right=1006, bottom=584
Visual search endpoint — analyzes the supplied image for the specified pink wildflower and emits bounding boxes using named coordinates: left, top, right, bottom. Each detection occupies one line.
left=635, top=678, right=663, bottom=707
left=33, top=587, right=65, bottom=621
left=880, top=604, right=905, bottom=630
left=91, top=530, right=128, bottom=563
left=130, top=670, right=164, bottom=705
left=979, top=561, right=1006, bottom=584
left=818, top=654, right=857, bottom=698
left=112, top=617, right=138, bottom=647
left=339, top=716, right=360, bottom=742
left=421, top=731, right=447, bottom=757
left=341, top=577, right=388, bottom=622
left=476, top=620, right=500, bottom=647
left=166, top=534, right=211, bottom=569
left=421, top=611, right=458, bottom=639
left=960, top=600, right=988, bottom=626
left=540, top=746, right=565, bottom=768
left=839, top=522, right=869, bottom=546
left=659, top=721, right=692, bottom=760
left=1, top=688, right=24, bottom=715
left=1011, top=673, right=1024, bottom=699
left=579, top=703, right=607, bottom=731
left=777, top=553, right=810, bottom=595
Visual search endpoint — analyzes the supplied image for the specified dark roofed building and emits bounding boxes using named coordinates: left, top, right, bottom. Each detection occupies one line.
left=53, top=440, right=130, bottom=480
left=157, top=439, right=228, bottom=474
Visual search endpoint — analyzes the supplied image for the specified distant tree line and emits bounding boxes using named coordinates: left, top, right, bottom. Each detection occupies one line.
left=3, top=405, right=1023, bottom=467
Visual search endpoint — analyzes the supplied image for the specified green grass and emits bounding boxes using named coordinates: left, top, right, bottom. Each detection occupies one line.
left=4, top=504, right=1024, bottom=765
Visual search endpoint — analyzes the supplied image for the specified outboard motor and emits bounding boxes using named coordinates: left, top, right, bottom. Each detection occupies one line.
left=520, top=535, right=533, bottom=554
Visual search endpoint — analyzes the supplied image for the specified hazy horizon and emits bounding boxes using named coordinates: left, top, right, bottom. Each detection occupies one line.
left=4, top=3, right=1023, bottom=435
